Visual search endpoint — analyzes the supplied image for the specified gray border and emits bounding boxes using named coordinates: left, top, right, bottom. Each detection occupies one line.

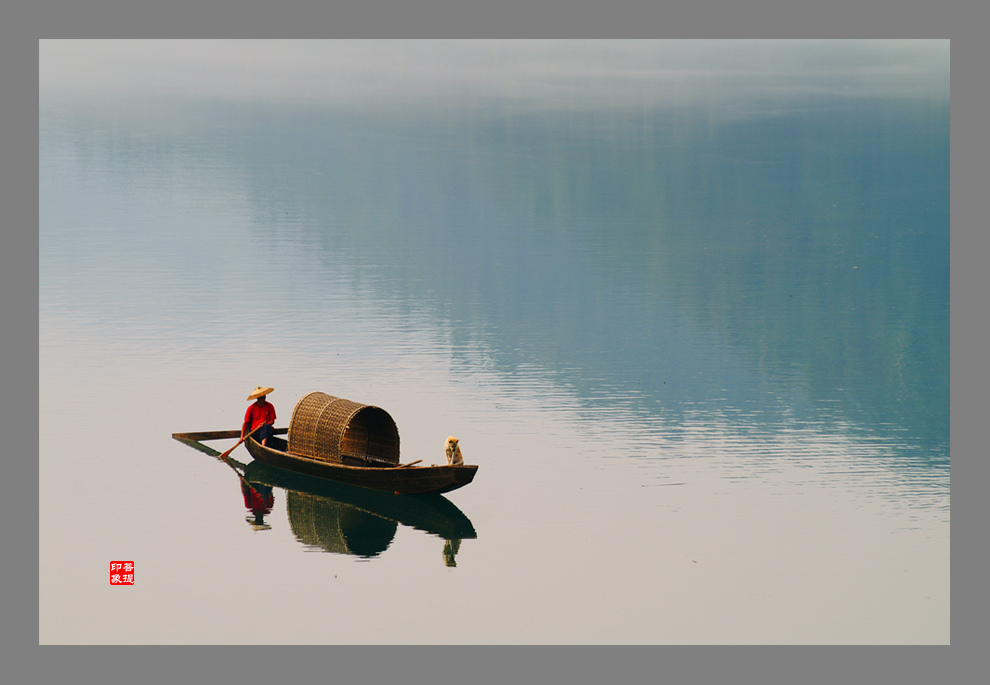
left=14, top=6, right=974, bottom=685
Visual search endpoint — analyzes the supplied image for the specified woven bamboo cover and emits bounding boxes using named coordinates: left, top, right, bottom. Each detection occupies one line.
left=288, top=391, right=400, bottom=465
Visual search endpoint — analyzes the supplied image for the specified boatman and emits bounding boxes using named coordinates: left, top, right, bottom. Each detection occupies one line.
left=242, top=386, right=277, bottom=446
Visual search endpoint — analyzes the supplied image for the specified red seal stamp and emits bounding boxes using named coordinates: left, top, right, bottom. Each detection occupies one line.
left=110, top=560, right=134, bottom=585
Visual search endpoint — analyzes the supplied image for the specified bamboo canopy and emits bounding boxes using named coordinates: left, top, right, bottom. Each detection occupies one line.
left=287, top=391, right=400, bottom=466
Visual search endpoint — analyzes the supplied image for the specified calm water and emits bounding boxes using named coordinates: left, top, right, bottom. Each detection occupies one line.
left=39, top=56, right=949, bottom=643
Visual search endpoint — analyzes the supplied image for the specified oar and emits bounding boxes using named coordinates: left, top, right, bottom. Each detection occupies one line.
left=398, top=459, right=423, bottom=468
left=172, top=431, right=254, bottom=485
left=219, top=425, right=263, bottom=462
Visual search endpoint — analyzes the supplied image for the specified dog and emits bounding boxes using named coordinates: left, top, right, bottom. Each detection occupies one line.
left=444, top=436, right=464, bottom=466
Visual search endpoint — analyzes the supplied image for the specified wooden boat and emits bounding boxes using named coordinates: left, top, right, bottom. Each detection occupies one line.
left=173, top=389, right=478, bottom=495
left=173, top=429, right=477, bottom=495
left=245, top=434, right=478, bottom=495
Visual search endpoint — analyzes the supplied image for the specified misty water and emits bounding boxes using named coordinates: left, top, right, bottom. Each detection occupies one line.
left=39, top=47, right=948, bottom=644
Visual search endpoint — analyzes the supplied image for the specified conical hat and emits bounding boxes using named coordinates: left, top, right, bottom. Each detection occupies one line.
left=247, top=386, right=275, bottom=400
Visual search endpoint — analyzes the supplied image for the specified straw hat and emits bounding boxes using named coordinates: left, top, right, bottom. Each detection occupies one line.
left=247, top=386, right=275, bottom=400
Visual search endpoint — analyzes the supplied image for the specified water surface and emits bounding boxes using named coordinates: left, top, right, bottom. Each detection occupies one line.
left=39, top=43, right=949, bottom=644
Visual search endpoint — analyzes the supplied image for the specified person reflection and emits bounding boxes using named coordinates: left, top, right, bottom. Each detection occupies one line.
left=242, top=479, right=275, bottom=531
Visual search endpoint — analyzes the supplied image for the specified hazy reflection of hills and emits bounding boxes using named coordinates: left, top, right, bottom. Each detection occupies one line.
left=229, top=95, right=948, bottom=461
left=56, top=89, right=949, bottom=464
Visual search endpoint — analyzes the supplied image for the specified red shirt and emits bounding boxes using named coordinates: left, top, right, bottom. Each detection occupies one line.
left=243, top=400, right=276, bottom=434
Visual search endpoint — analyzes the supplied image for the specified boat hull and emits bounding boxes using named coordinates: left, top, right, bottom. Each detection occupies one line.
left=243, top=460, right=477, bottom=540
left=244, top=436, right=478, bottom=495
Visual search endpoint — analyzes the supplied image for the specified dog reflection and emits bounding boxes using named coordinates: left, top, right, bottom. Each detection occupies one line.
left=443, top=538, right=462, bottom=567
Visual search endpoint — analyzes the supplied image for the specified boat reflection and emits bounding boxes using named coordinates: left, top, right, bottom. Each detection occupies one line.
left=243, top=460, right=476, bottom=564
left=174, top=435, right=476, bottom=565
left=285, top=486, right=397, bottom=556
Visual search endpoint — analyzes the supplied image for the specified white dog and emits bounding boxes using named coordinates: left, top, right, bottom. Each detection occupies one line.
left=444, top=436, right=464, bottom=466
